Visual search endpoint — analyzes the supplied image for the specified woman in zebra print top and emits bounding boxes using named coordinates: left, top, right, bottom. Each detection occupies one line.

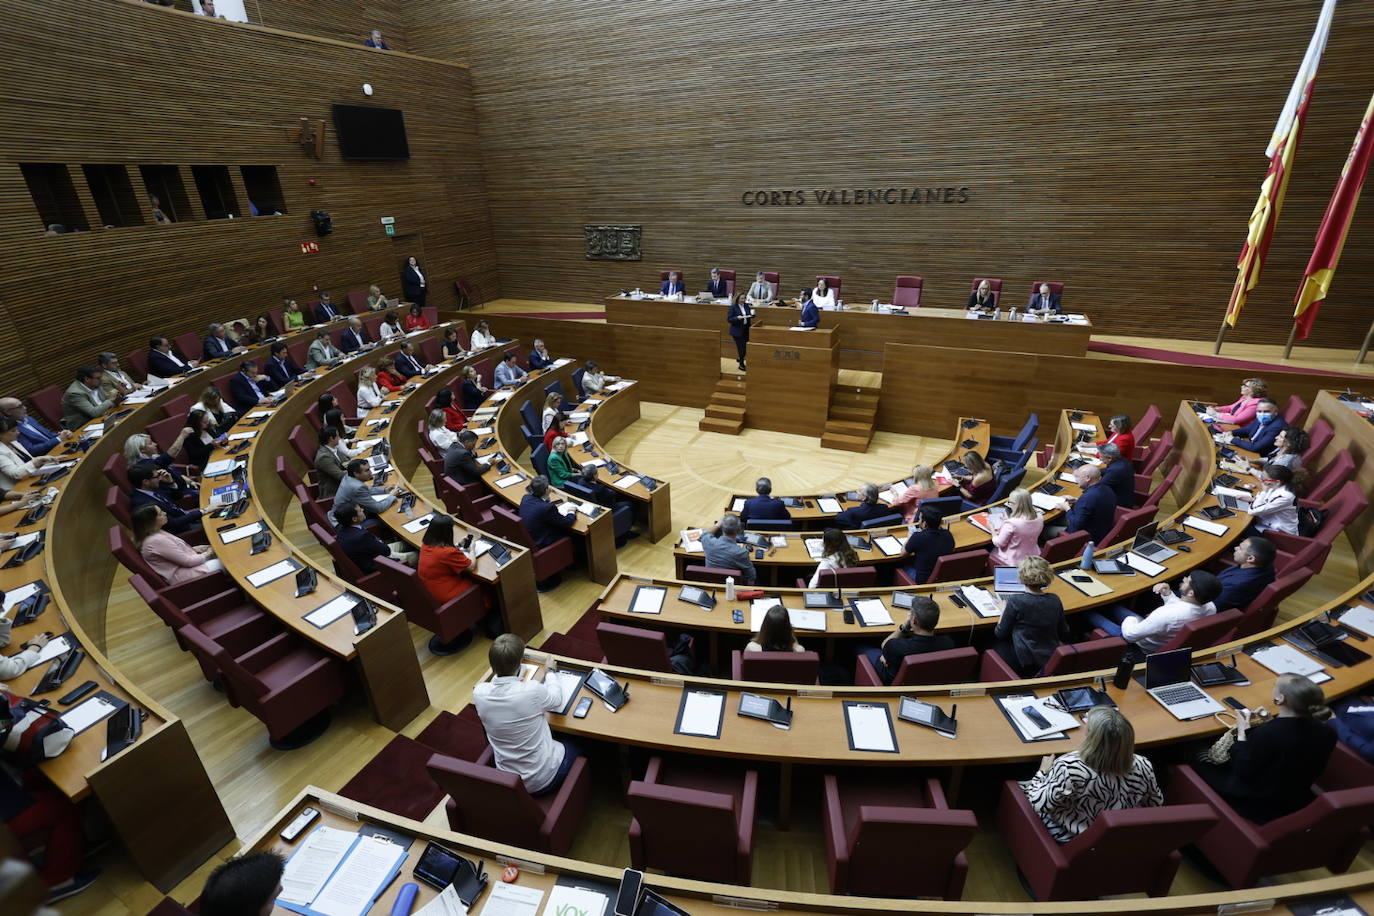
left=1020, top=707, right=1162, bottom=842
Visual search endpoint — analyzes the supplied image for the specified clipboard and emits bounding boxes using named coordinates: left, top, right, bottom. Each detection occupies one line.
left=673, top=688, right=726, bottom=739
left=842, top=701, right=899, bottom=753
left=991, top=692, right=1072, bottom=743
left=628, top=585, right=667, bottom=615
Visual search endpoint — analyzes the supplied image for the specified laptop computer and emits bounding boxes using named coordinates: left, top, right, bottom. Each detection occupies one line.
left=1216, top=493, right=1251, bottom=511
left=1144, top=649, right=1225, bottom=720
left=992, top=567, right=1026, bottom=595
left=1131, top=522, right=1178, bottom=562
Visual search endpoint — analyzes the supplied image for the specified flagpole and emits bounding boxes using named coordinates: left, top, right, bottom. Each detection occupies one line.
left=1356, top=318, right=1374, bottom=366
left=1214, top=318, right=1231, bottom=355
left=1282, top=323, right=1299, bottom=359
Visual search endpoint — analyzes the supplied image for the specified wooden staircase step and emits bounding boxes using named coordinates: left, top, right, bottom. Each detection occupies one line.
left=699, top=416, right=744, bottom=434
left=830, top=404, right=875, bottom=422
left=714, top=392, right=746, bottom=407
left=719, top=378, right=747, bottom=392
left=821, top=431, right=871, bottom=452
left=706, top=404, right=745, bottom=421
left=824, top=419, right=872, bottom=436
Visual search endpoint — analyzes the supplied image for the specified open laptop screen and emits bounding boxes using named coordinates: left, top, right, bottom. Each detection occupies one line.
left=1145, top=648, right=1192, bottom=689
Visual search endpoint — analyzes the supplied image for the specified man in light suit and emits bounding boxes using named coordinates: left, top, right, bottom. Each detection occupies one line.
left=314, top=426, right=349, bottom=499
left=305, top=331, right=342, bottom=370
left=339, top=318, right=370, bottom=354
left=228, top=360, right=278, bottom=413
left=727, top=296, right=754, bottom=371
left=202, top=323, right=239, bottom=360
left=392, top=342, right=424, bottom=379
left=61, top=366, right=123, bottom=430
left=494, top=351, right=527, bottom=387
left=314, top=292, right=342, bottom=323
left=1028, top=283, right=1061, bottom=314
left=0, top=398, right=67, bottom=455
left=147, top=337, right=195, bottom=379
left=97, top=352, right=139, bottom=400
left=659, top=271, right=685, bottom=296
left=264, top=342, right=306, bottom=388
left=706, top=268, right=729, bottom=300
left=745, top=271, right=774, bottom=305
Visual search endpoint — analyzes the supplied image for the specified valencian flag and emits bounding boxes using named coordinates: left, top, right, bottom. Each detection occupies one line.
left=1292, top=93, right=1374, bottom=340
left=1224, top=0, right=1337, bottom=329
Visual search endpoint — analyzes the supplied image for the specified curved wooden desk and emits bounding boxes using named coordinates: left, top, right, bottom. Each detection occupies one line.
left=252, top=786, right=1374, bottom=916
left=717, top=418, right=991, bottom=528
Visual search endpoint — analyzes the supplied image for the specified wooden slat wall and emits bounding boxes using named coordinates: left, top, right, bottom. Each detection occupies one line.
left=0, top=0, right=496, bottom=396
left=404, top=0, right=1374, bottom=349
left=876, top=342, right=1366, bottom=439
left=243, top=0, right=408, bottom=50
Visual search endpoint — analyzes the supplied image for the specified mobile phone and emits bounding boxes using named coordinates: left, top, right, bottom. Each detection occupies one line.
left=1070, top=574, right=1092, bottom=583
left=280, top=806, right=320, bottom=842
left=843, top=608, right=855, bottom=625
left=614, top=869, right=644, bottom=916
left=216, top=522, right=235, bottom=532
left=573, top=696, right=593, bottom=718
left=1022, top=705, right=1053, bottom=729
left=1223, top=696, right=1246, bottom=710
left=731, top=609, right=744, bottom=624
left=58, top=680, right=98, bottom=705
left=754, top=547, right=765, bottom=559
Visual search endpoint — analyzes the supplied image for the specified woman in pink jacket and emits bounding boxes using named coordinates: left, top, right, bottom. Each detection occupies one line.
left=1209, top=377, right=1266, bottom=426
left=989, top=488, right=1044, bottom=568
left=889, top=465, right=940, bottom=524
left=133, top=504, right=223, bottom=585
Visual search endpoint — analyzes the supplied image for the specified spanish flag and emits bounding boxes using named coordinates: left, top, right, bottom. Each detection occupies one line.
left=1224, top=0, right=1336, bottom=329
left=1293, top=93, right=1374, bottom=340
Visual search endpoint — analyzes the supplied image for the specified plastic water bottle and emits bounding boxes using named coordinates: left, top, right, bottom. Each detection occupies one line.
left=1080, top=541, right=1095, bottom=570
left=993, top=307, right=1001, bottom=320
left=1009, top=307, right=1018, bottom=321
left=871, top=299, right=879, bottom=313
left=725, top=576, right=736, bottom=601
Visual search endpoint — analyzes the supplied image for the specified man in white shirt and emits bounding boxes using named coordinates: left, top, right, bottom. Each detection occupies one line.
left=472, top=635, right=579, bottom=796
left=1083, top=571, right=1222, bottom=654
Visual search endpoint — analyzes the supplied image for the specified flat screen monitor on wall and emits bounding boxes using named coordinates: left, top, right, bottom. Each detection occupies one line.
left=332, top=105, right=411, bottom=161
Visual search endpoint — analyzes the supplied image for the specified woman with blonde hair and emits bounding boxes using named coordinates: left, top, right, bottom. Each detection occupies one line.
left=1209, top=377, right=1267, bottom=426
left=957, top=451, right=996, bottom=505
left=366, top=284, right=389, bottom=311
left=546, top=436, right=579, bottom=487
left=283, top=298, right=306, bottom=330
left=460, top=365, right=488, bottom=410
left=426, top=409, right=456, bottom=452
left=992, top=556, right=1068, bottom=676
left=807, top=527, right=862, bottom=588
left=1195, top=674, right=1336, bottom=823
left=890, top=464, right=939, bottom=524
left=541, top=392, right=562, bottom=432
left=1020, top=707, right=1161, bottom=842
left=196, top=385, right=237, bottom=433
left=990, top=488, right=1044, bottom=567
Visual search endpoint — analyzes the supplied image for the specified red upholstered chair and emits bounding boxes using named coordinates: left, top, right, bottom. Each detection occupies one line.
left=718, top=269, right=736, bottom=298
left=1263, top=480, right=1367, bottom=571
left=683, top=565, right=741, bottom=584
left=628, top=756, right=757, bottom=884
left=1041, top=529, right=1090, bottom=563
left=369, top=555, right=489, bottom=654
left=487, top=504, right=575, bottom=582
left=110, top=525, right=164, bottom=585
left=1099, top=506, right=1155, bottom=547
left=658, top=270, right=685, bottom=291
left=288, top=339, right=310, bottom=370
left=420, top=337, right=442, bottom=366
left=161, top=393, right=194, bottom=421
left=970, top=277, right=1002, bottom=308
left=427, top=748, right=591, bottom=855
left=794, top=567, right=877, bottom=589
left=294, top=484, right=332, bottom=532
left=309, top=522, right=393, bottom=600
left=1025, top=280, right=1064, bottom=309
left=123, top=348, right=149, bottom=383
left=128, top=573, right=276, bottom=679
left=761, top=271, right=781, bottom=298
left=28, top=385, right=63, bottom=430
left=1281, top=394, right=1308, bottom=425
left=444, top=476, right=497, bottom=522
left=1303, top=449, right=1354, bottom=507
left=730, top=650, right=819, bottom=684
left=998, top=780, right=1216, bottom=900
left=927, top=549, right=991, bottom=584
left=345, top=290, right=368, bottom=314
left=854, top=646, right=978, bottom=686
left=1137, top=429, right=1175, bottom=478
left=815, top=274, right=842, bottom=297
left=422, top=306, right=439, bottom=327
left=145, top=414, right=188, bottom=455
left=268, top=306, right=286, bottom=331
left=1300, top=418, right=1333, bottom=465
left=1136, top=465, right=1181, bottom=511
left=417, top=445, right=444, bottom=481
left=980, top=635, right=1127, bottom=682
left=596, top=622, right=678, bottom=673
left=892, top=276, right=924, bottom=308
left=172, top=332, right=202, bottom=365
left=105, top=485, right=132, bottom=528
left=102, top=451, right=128, bottom=489
left=823, top=772, right=976, bottom=897
left=1155, top=608, right=1242, bottom=652
left=1131, top=404, right=1163, bottom=454
left=1230, top=567, right=1313, bottom=639
left=363, top=315, right=386, bottom=340
left=179, top=625, right=347, bottom=748
left=1167, top=756, right=1374, bottom=887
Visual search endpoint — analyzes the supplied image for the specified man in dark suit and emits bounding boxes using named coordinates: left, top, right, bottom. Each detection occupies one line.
left=314, top=292, right=342, bottom=323
left=798, top=294, right=820, bottom=329
left=128, top=461, right=202, bottom=535
left=706, top=268, right=729, bottom=300
left=147, top=337, right=194, bottom=378
left=0, top=398, right=66, bottom=455
left=333, top=504, right=391, bottom=575
left=571, top=465, right=636, bottom=544
left=392, top=342, right=424, bottom=379
left=660, top=271, right=685, bottom=296
left=1098, top=442, right=1135, bottom=509
left=727, top=296, right=754, bottom=371
left=364, top=29, right=389, bottom=49
left=519, top=476, right=575, bottom=548
left=833, top=484, right=890, bottom=529
left=264, top=342, right=306, bottom=388
left=1028, top=283, right=1062, bottom=314
left=229, top=360, right=278, bottom=413
left=1216, top=536, right=1276, bottom=611
left=1223, top=398, right=1286, bottom=456
left=740, top=477, right=789, bottom=527
left=443, top=430, right=485, bottom=485
left=202, top=323, right=238, bottom=360
left=1061, top=465, right=1117, bottom=543
left=339, top=318, right=370, bottom=354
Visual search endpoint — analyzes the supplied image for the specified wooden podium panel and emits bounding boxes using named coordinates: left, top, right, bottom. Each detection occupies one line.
left=745, top=326, right=837, bottom=435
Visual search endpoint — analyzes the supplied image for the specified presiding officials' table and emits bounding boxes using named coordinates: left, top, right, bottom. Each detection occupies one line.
left=605, top=296, right=1093, bottom=370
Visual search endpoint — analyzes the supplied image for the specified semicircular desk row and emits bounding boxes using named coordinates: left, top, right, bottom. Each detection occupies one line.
left=0, top=315, right=498, bottom=890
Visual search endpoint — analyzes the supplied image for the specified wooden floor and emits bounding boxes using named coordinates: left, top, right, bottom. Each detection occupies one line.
left=70, top=333, right=1370, bottom=913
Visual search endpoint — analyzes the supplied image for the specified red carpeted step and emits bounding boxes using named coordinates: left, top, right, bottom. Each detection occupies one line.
left=337, top=734, right=447, bottom=821
left=565, top=607, right=602, bottom=644
left=416, top=707, right=489, bottom=762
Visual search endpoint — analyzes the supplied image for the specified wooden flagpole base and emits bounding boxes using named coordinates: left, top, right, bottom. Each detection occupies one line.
left=1356, top=319, right=1374, bottom=366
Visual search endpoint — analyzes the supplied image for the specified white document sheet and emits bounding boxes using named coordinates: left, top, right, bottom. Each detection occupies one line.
left=5, top=533, right=39, bottom=551
left=1338, top=605, right=1374, bottom=638
left=845, top=703, right=897, bottom=752
left=311, top=834, right=406, bottom=916
left=28, top=636, right=73, bottom=669
left=415, top=884, right=468, bottom=916
left=61, top=695, right=119, bottom=735
left=873, top=535, right=905, bottom=557
left=305, top=595, right=358, bottom=628
left=613, top=475, right=640, bottom=490
left=202, top=459, right=236, bottom=476
left=1251, top=644, right=1325, bottom=678
left=998, top=696, right=1080, bottom=740
left=630, top=586, right=666, bottom=615
left=494, top=474, right=526, bottom=488
left=850, top=597, right=893, bottom=627
left=1070, top=422, right=1097, bottom=433
left=278, top=825, right=354, bottom=906
left=482, top=881, right=544, bottom=916
left=787, top=607, right=828, bottom=631
left=247, top=559, right=298, bottom=587
left=545, top=669, right=585, bottom=710
left=1184, top=515, right=1228, bottom=536
left=731, top=498, right=746, bottom=512
left=1122, top=551, right=1167, bottom=577
left=403, top=514, right=434, bottom=533
left=960, top=585, right=1002, bottom=618
left=677, top=690, right=725, bottom=738
left=1031, top=491, right=1063, bottom=512
left=803, top=538, right=824, bottom=559
left=227, top=430, right=259, bottom=441
left=219, top=522, right=264, bottom=544
left=817, top=498, right=843, bottom=514
left=245, top=409, right=275, bottom=418
left=3, top=583, right=39, bottom=612
left=469, top=427, right=494, bottom=436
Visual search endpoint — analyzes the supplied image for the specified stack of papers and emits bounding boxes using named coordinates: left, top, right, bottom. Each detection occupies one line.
left=1184, top=515, right=1228, bottom=536
left=849, top=597, right=893, bottom=627
left=1031, top=491, right=1064, bottom=512
left=996, top=695, right=1080, bottom=740
left=304, top=594, right=358, bottom=628
left=802, top=539, right=824, bottom=559
left=1251, top=644, right=1327, bottom=680
left=613, top=475, right=640, bottom=490
left=959, top=585, right=1002, bottom=618
left=1338, top=605, right=1374, bottom=637
left=1070, top=421, right=1097, bottom=433
left=679, top=529, right=703, bottom=553
left=278, top=826, right=406, bottom=916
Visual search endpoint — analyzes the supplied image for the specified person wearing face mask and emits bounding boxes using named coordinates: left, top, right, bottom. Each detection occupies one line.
left=1220, top=397, right=1286, bottom=455
left=1247, top=463, right=1299, bottom=536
